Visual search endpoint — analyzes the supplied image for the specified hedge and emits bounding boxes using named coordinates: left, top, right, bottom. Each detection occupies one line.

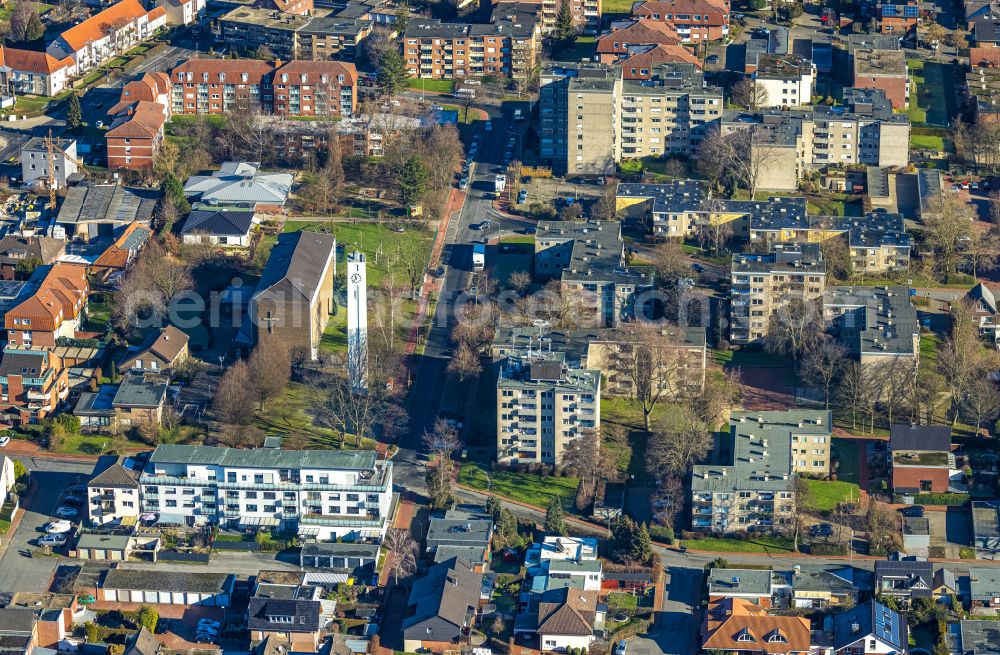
left=610, top=618, right=651, bottom=640
left=809, top=543, right=848, bottom=556
left=910, top=493, right=969, bottom=506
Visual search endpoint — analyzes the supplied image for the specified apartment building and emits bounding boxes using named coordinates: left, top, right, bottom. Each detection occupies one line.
left=616, top=180, right=705, bottom=236
left=823, top=285, right=919, bottom=364
left=691, top=410, right=830, bottom=534
left=0, top=346, right=68, bottom=424
left=617, top=43, right=701, bottom=79
left=139, top=444, right=393, bottom=540
left=87, top=456, right=142, bottom=526
left=753, top=54, right=815, bottom=108
left=595, top=18, right=681, bottom=64
left=158, top=0, right=205, bottom=25
left=630, top=0, right=729, bottom=41
left=0, top=46, right=76, bottom=97
left=496, top=351, right=601, bottom=465
left=297, top=16, right=374, bottom=61
left=20, top=138, right=78, bottom=191
left=730, top=243, right=826, bottom=345
left=852, top=48, right=908, bottom=110
left=170, top=59, right=357, bottom=118
left=402, top=17, right=539, bottom=80
left=219, top=8, right=312, bottom=60
left=5, top=263, right=89, bottom=349
left=502, top=0, right=601, bottom=34
left=491, top=325, right=708, bottom=399
left=718, top=88, right=910, bottom=191
left=106, top=101, right=168, bottom=170
left=46, top=0, right=166, bottom=73
left=539, top=63, right=722, bottom=175
left=534, top=220, right=653, bottom=327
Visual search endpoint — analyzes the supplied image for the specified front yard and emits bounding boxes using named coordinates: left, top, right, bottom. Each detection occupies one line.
left=458, top=458, right=580, bottom=510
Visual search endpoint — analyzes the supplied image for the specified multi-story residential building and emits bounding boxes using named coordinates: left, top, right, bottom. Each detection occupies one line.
left=106, top=100, right=168, bottom=170
left=534, top=220, right=654, bottom=326
left=824, top=285, right=919, bottom=364
left=158, top=0, right=205, bottom=25
left=297, top=16, right=374, bottom=61
left=615, top=180, right=706, bottom=236
left=752, top=54, right=815, bottom=108
left=729, top=243, right=826, bottom=345
left=139, top=443, right=393, bottom=541
left=717, top=88, right=910, bottom=191
left=852, top=48, right=908, bottom=110
left=110, top=72, right=171, bottom=114
left=744, top=27, right=789, bottom=74
left=595, top=18, right=681, bottom=64
left=46, top=0, right=166, bottom=74
left=87, top=456, right=142, bottom=526
left=0, top=346, right=68, bottom=425
left=630, top=0, right=729, bottom=41
left=219, top=7, right=312, bottom=60
left=20, top=138, right=78, bottom=191
left=5, top=263, right=89, bottom=349
left=691, top=410, right=830, bottom=534
left=491, top=325, right=708, bottom=398
left=170, top=59, right=357, bottom=118
left=402, top=17, right=539, bottom=80
left=0, top=46, right=77, bottom=97
left=494, top=0, right=600, bottom=34
left=496, top=351, right=601, bottom=465
left=539, top=63, right=722, bottom=174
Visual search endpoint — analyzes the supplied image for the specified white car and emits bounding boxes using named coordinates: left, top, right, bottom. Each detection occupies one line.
left=44, top=521, right=72, bottom=534
left=39, top=534, right=67, bottom=547
left=197, top=619, right=221, bottom=631
left=0, top=436, right=9, bottom=447
left=54, top=507, right=79, bottom=519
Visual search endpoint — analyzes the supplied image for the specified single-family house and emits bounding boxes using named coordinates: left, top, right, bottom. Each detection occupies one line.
left=401, top=558, right=483, bottom=653
left=7, top=593, right=79, bottom=649
left=0, top=608, right=38, bottom=655
left=0, top=237, right=65, bottom=281
left=959, top=620, right=1000, bottom=655
left=708, top=569, right=777, bottom=607
left=832, top=600, right=907, bottom=655
left=248, top=597, right=325, bottom=652
left=118, top=325, right=190, bottom=373
left=20, top=138, right=78, bottom=191
left=970, top=567, right=1000, bottom=608
left=702, top=597, right=812, bottom=655
left=74, top=375, right=170, bottom=432
left=92, top=222, right=153, bottom=278
left=874, top=559, right=933, bottom=603
left=180, top=208, right=257, bottom=247
left=535, top=587, right=603, bottom=652
left=967, top=283, right=1000, bottom=344
left=86, top=455, right=142, bottom=526
left=888, top=424, right=956, bottom=494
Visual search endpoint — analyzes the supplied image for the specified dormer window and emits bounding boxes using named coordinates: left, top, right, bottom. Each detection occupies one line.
left=266, top=615, right=294, bottom=624
left=736, top=630, right=755, bottom=643
left=767, top=631, right=788, bottom=643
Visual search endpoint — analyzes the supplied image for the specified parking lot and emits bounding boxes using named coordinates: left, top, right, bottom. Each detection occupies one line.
left=0, top=459, right=93, bottom=593
left=515, top=175, right=606, bottom=211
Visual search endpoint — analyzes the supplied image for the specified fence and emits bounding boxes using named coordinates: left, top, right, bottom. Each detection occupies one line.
left=211, top=540, right=261, bottom=552
left=157, top=550, right=211, bottom=564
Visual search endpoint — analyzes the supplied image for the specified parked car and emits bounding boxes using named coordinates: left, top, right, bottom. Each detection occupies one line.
left=54, top=507, right=79, bottom=519
left=197, top=620, right=221, bottom=631
left=616, top=640, right=629, bottom=655
left=707, top=54, right=720, bottom=64
left=44, top=521, right=72, bottom=534
left=196, top=626, right=219, bottom=637
left=810, top=523, right=833, bottom=537
left=38, top=534, right=67, bottom=547
left=194, top=635, right=215, bottom=644
left=62, top=496, right=83, bottom=507
left=155, top=619, right=173, bottom=634
left=0, top=436, right=9, bottom=448
left=900, top=505, right=925, bottom=518
left=484, top=121, right=493, bottom=131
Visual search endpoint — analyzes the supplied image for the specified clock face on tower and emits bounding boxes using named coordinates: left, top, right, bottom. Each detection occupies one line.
left=350, top=273, right=362, bottom=285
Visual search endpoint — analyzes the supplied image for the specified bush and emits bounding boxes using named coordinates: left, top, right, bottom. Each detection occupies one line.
left=960, top=547, right=976, bottom=559
left=84, top=623, right=98, bottom=643
left=611, top=617, right=651, bottom=640
left=912, top=493, right=969, bottom=506
left=649, top=523, right=674, bottom=544
left=810, top=543, right=848, bottom=556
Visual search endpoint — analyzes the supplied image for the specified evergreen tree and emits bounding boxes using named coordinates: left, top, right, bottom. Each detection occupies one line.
left=545, top=497, right=566, bottom=535
left=398, top=155, right=428, bottom=207
left=631, top=522, right=652, bottom=563
left=496, top=509, right=519, bottom=549
left=66, top=93, right=82, bottom=131
left=554, top=0, right=577, bottom=50
left=377, top=50, right=410, bottom=97
left=23, top=11, right=43, bottom=41
left=612, top=515, right=636, bottom=555
left=486, top=495, right=502, bottom=522
left=161, top=172, right=191, bottom=214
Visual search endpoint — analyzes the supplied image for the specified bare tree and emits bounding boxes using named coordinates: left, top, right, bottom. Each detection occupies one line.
left=730, top=76, right=769, bottom=110
left=506, top=270, right=532, bottom=295
left=791, top=476, right=812, bottom=552
left=728, top=125, right=783, bottom=199
left=646, top=407, right=712, bottom=481
left=764, top=298, right=827, bottom=360
left=383, top=528, right=418, bottom=585
left=939, top=300, right=986, bottom=425
left=447, top=343, right=481, bottom=381
left=561, top=428, right=602, bottom=502
left=694, top=369, right=742, bottom=428
left=966, top=227, right=1000, bottom=277
left=247, top=336, right=291, bottom=410
left=213, top=360, right=255, bottom=426
left=922, top=195, right=974, bottom=280
left=837, top=361, right=878, bottom=432
left=320, top=339, right=405, bottom=445
left=591, top=181, right=619, bottom=222
left=965, top=376, right=1000, bottom=435
left=874, top=357, right=916, bottom=428
left=611, top=323, right=687, bottom=431
left=866, top=501, right=901, bottom=555
left=695, top=125, right=731, bottom=192
left=801, top=340, right=847, bottom=408
left=422, top=417, right=462, bottom=459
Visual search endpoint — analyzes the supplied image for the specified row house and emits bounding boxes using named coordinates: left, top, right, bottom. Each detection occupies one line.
left=0, top=46, right=76, bottom=97
left=170, top=59, right=357, bottom=118
left=5, top=263, right=89, bottom=349
left=402, top=17, right=540, bottom=80
left=0, top=346, right=68, bottom=425
left=630, top=0, right=729, bottom=41
left=139, top=443, right=393, bottom=541
left=46, top=0, right=166, bottom=74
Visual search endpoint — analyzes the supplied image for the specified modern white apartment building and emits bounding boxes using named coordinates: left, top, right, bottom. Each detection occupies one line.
left=139, top=444, right=393, bottom=541
left=752, top=54, right=815, bottom=108
left=496, top=352, right=601, bottom=465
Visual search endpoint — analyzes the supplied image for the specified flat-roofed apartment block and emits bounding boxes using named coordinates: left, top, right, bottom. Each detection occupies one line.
left=540, top=62, right=721, bottom=175
left=402, top=16, right=539, bottom=80
left=730, top=243, right=826, bottom=345
left=140, top=443, right=393, bottom=540
left=219, top=7, right=311, bottom=60
left=491, top=325, right=708, bottom=398
left=691, top=410, right=831, bottom=534
left=497, top=351, right=600, bottom=465
left=823, top=285, right=919, bottom=365
left=616, top=180, right=707, bottom=236
left=717, top=87, right=909, bottom=191
left=296, top=16, right=374, bottom=61
left=493, top=0, right=600, bottom=35
left=534, top=220, right=653, bottom=327
left=851, top=48, right=909, bottom=110
left=752, top=53, right=815, bottom=108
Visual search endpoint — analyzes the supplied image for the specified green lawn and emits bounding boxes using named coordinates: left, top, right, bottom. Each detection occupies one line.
left=831, top=438, right=860, bottom=485
left=407, top=78, right=455, bottom=93
left=684, top=535, right=795, bottom=553
left=557, top=36, right=596, bottom=61
left=607, top=592, right=639, bottom=609
left=441, top=105, right=480, bottom=124
left=601, top=0, right=634, bottom=14
left=253, top=382, right=371, bottom=449
left=83, top=297, right=112, bottom=333
left=804, top=478, right=860, bottom=512
left=56, top=434, right=147, bottom=456
left=458, top=459, right=580, bottom=510
left=0, top=519, right=10, bottom=535
left=4, top=94, right=51, bottom=116
left=920, top=333, right=940, bottom=370
left=319, top=309, right=348, bottom=354
left=907, top=58, right=927, bottom=123
left=910, top=134, right=944, bottom=151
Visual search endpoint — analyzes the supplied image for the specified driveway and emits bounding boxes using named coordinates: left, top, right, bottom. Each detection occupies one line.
left=627, top=567, right=703, bottom=655
left=0, top=460, right=93, bottom=592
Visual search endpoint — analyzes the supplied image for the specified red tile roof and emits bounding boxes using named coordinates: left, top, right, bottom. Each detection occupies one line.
left=0, top=46, right=74, bottom=75
left=93, top=221, right=152, bottom=269
left=60, top=0, right=148, bottom=53
left=147, top=5, right=166, bottom=19
left=632, top=0, right=728, bottom=20
left=171, top=58, right=278, bottom=85
left=273, top=60, right=358, bottom=85
left=5, top=263, right=88, bottom=332
left=107, top=101, right=166, bottom=138
left=702, top=599, right=812, bottom=655
left=596, top=18, right=682, bottom=52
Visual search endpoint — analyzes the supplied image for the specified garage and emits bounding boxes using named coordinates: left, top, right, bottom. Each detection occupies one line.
left=99, top=568, right=235, bottom=607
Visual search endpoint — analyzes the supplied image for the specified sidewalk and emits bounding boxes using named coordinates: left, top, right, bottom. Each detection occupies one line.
left=0, top=476, right=34, bottom=560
